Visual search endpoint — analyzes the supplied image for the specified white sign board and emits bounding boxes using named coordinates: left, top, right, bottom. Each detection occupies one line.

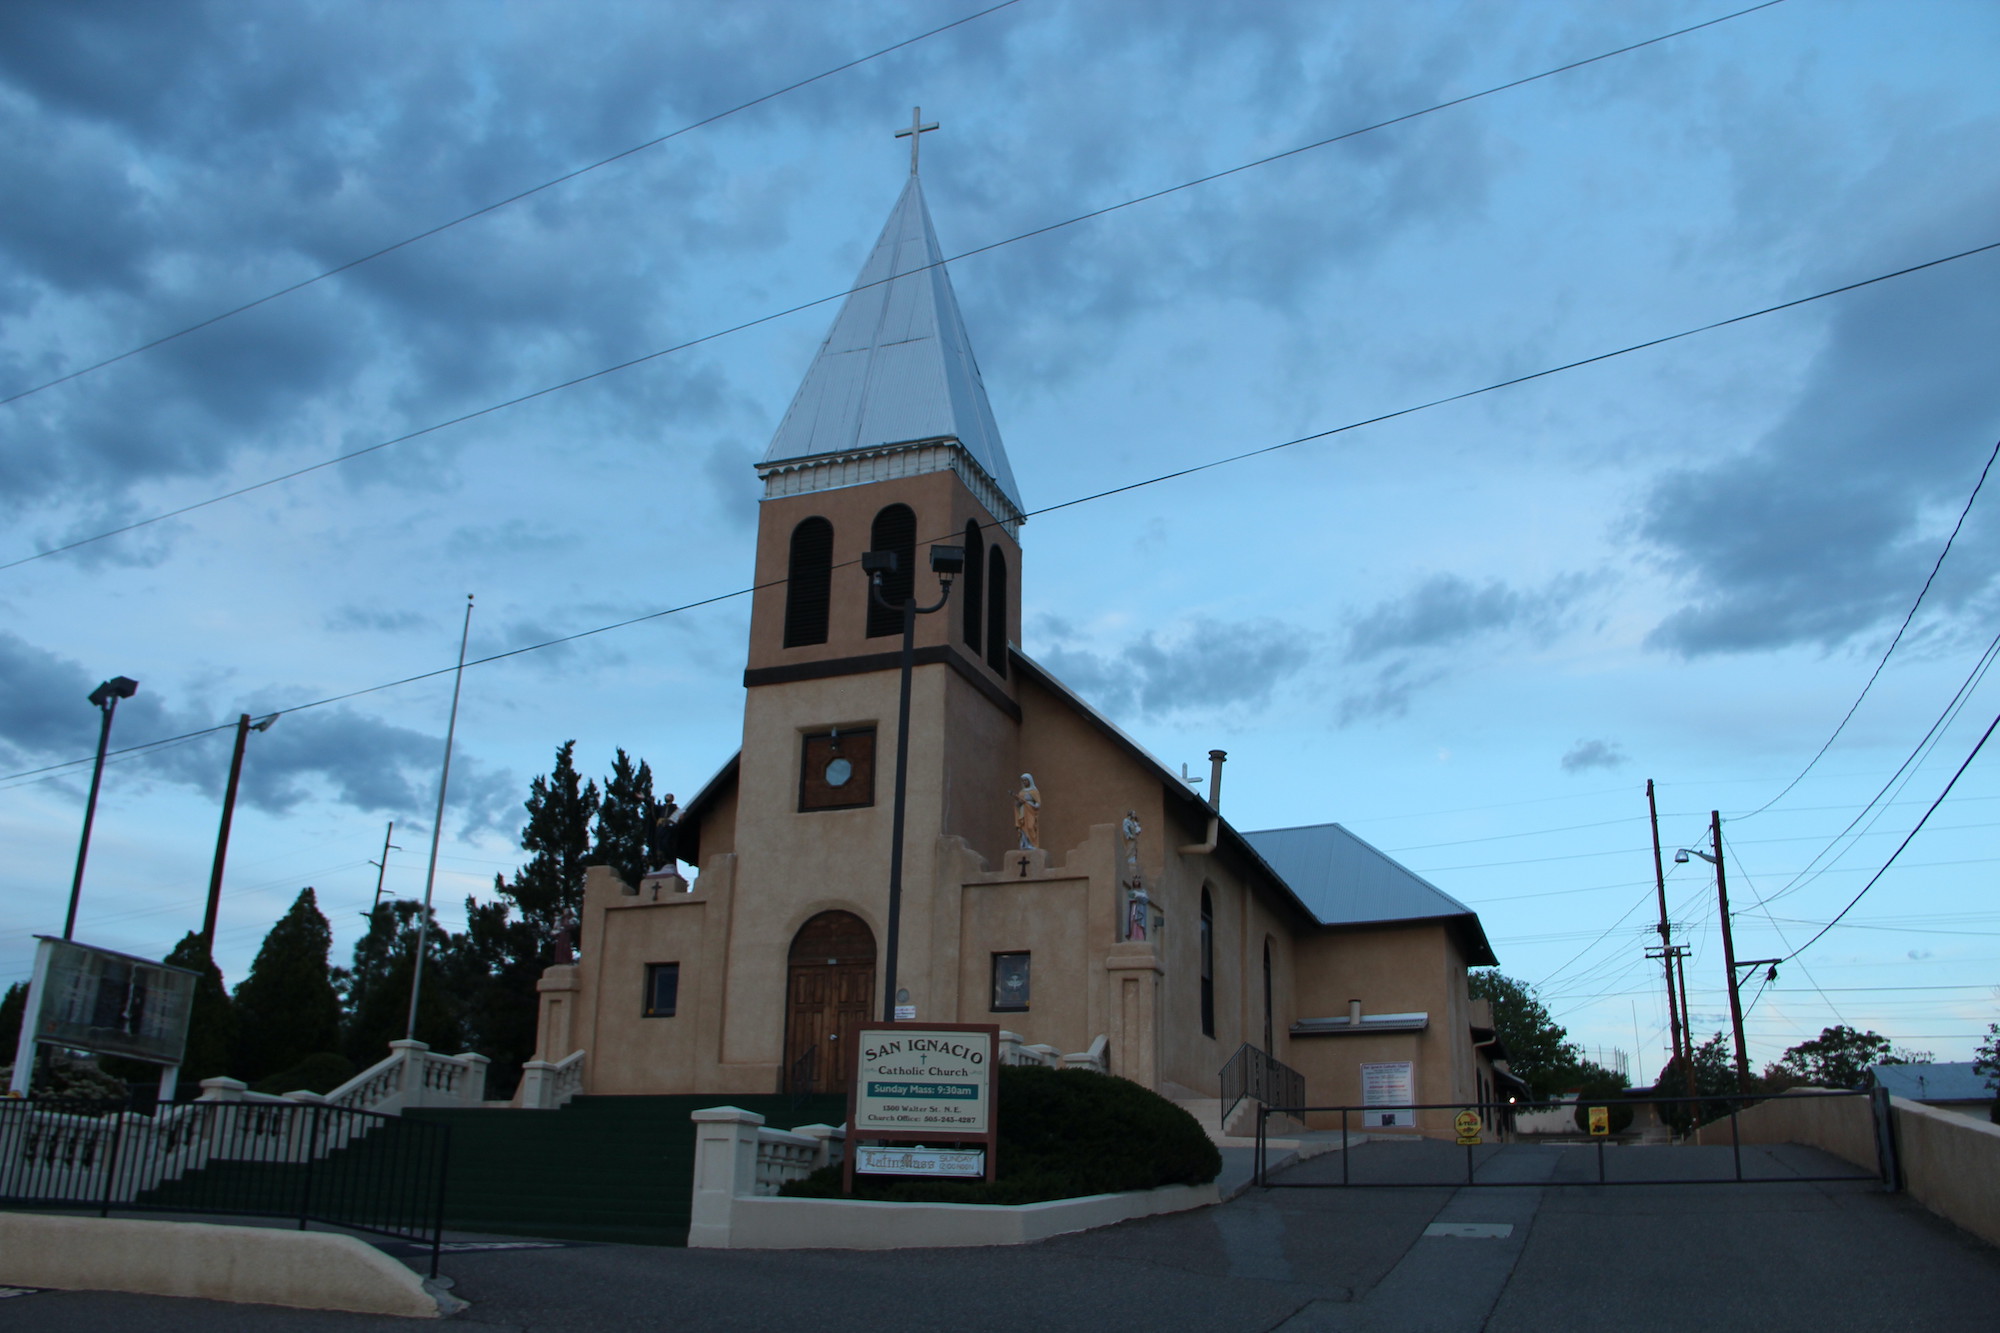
left=852, top=1027, right=993, bottom=1135
left=1361, top=1060, right=1416, bottom=1129
left=855, top=1146, right=985, bottom=1178
left=22, top=936, right=197, bottom=1066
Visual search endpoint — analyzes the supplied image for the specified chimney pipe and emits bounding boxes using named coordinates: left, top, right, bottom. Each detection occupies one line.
left=1178, top=749, right=1228, bottom=855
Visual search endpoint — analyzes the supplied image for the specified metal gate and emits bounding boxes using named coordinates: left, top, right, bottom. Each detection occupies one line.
left=1253, top=1089, right=1894, bottom=1192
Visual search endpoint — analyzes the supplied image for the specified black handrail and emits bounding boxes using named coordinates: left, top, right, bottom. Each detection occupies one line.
left=0, top=1095, right=449, bottom=1278
left=1219, top=1042, right=1304, bottom=1131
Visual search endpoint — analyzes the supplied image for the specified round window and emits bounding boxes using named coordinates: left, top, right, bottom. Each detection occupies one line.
left=824, top=757, right=853, bottom=788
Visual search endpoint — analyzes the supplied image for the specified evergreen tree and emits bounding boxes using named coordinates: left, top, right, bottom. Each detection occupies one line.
left=593, top=748, right=657, bottom=889
left=232, top=887, right=341, bottom=1082
left=341, top=900, right=461, bottom=1065
left=0, top=981, right=23, bottom=1066
left=504, top=740, right=600, bottom=939
left=450, top=892, right=546, bottom=1097
left=163, top=933, right=235, bottom=1085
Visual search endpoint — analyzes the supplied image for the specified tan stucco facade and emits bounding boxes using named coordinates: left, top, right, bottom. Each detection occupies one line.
left=530, top=459, right=1493, bottom=1135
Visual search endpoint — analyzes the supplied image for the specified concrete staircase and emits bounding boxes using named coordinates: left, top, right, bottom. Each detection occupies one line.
left=1174, top=1097, right=1308, bottom=1147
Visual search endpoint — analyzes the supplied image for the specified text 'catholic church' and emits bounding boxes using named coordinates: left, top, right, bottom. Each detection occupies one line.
left=530, top=130, right=1513, bottom=1139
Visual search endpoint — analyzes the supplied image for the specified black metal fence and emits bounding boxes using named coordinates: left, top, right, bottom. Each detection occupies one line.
left=1219, top=1042, right=1304, bottom=1131
left=1253, top=1090, right=1890, bottom=1193
left=0, top=1095, right=449, bottom=1276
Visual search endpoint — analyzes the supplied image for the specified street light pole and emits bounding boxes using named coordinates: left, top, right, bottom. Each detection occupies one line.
left=865, top=545, right=962, bottom=1024
left=66, top=675, right=139, bottom=940
left=202, top=711, right=278, bottom=956
left=407, top=595, right=475, bottom=1042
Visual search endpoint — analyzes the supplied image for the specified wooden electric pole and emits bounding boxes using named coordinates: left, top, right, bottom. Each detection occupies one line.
left=1711, top=810, right=1753, bottom=1095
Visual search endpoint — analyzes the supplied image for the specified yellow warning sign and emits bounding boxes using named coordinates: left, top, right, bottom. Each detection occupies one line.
left=1587, top=1105, right=1610, bottom=1136
left=1454, top=1109, right=1482, bottom=1145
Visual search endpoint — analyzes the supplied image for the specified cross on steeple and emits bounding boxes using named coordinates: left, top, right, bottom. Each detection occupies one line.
left=895, top=106, right=938, bottom=176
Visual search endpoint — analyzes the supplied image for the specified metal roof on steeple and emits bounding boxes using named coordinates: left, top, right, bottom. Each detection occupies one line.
left=760, top=168, right=1022, bottom=516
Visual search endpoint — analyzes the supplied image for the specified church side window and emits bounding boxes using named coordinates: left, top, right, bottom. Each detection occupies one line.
left=1199, top=889, right=1215, bottom=1038
left=985, top=547, right=1008, bottom=677
left=644, top=963, right=680, bottom=1017
left=865, top=504, right=917, bottom=638
left=961, top=520, right=985, bottom=655
left=991, top=952, right=1030, bottom=1012
left=783, top=517, right=834, bottom=648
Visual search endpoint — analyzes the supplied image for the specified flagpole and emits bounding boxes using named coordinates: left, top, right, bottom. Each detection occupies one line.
left=407, top=594, right=474, bottom=1042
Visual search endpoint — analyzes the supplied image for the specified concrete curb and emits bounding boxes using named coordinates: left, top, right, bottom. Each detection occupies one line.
left=0, top=1212, right=447, bottom=1318
left=692, top=1180, right=1220, bottom=1249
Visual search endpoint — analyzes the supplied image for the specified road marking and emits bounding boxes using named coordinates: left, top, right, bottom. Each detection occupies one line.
left=0, top=1287, right=43, bottom=1299
left=1424, top=1222, right=1514, bottom=1239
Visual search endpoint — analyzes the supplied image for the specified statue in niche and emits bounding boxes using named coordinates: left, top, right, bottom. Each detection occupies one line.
left=1121, top=809, right=1148, bottom=940
left=1121, top=810, right=1143, bottom=878
left=1014, top=774, right=1042, bottom=850
left=645, top=793, right=680, bottom=874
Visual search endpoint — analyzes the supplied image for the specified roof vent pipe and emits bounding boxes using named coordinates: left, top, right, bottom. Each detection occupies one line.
left=1179, top=749, right=1227, bottom=855
left=1348, top=998, right=1363, bottom=1027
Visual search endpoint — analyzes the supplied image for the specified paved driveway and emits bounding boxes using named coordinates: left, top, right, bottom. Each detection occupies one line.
left=6, top=1142, right=1998, bottom=1331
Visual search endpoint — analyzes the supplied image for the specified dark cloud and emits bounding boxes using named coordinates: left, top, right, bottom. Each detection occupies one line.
left=1337, top=572, right=1598, bottom=722
left=1638, top=193, right=2000, bottom=657
left=1038, top=615, right=1312, bottom=720
left=1560, top=739, right=1625, bottom=772
left=0, top=629, right=512, bottom=831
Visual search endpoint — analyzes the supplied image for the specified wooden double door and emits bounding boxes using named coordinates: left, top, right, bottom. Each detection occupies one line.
left=784, top=910, right=876, bottom=1096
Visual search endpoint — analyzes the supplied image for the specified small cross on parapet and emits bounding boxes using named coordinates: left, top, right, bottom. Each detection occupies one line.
left=895, top=105, right=938, bottom=175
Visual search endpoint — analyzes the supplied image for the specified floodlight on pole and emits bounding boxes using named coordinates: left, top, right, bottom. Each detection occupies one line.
left=865, top=545, right=959, bottom=1024
left=66, top=675, right=139, bottom=940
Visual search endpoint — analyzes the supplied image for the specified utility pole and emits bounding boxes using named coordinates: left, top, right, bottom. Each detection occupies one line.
left=368, top=821, right=400, bottom=915
left=1711, top=810, right=1753, bottom=1095
left=1645, top=781, right=1687, bottom=1081
left=202, top=712, right=278, bottom=955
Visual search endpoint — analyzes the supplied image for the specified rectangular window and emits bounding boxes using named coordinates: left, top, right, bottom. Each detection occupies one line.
left=644, top=963, right=680, bottom=1017
left=798, top=727, right=877, bottom=811
left=990, top=952, right=1030, bottom=1012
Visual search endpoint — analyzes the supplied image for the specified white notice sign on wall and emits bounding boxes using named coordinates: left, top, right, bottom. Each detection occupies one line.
left=1361, top=1060, right=1416, bottom=1129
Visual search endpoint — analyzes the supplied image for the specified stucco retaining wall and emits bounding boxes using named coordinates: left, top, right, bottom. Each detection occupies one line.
left=1693, top=1089, right=1880, bottom=1172
left=690, top=1180, right=1219, bottom=1249
left=1891, top=1095, right=2000, bottom=1250
left=0, top=1212, right=445, bottom=1317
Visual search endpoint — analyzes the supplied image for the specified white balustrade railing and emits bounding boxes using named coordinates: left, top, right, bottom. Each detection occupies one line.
left=518, top=1049, right=585, bottom=1110
left=319, top=1039, right=490, bottom=1116
left=998, top=1031, right=1061, bottom=1068
left=1059, top=1034, right=1110, bottom=1075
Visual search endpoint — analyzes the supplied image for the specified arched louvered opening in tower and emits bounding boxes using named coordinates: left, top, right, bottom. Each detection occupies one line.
left=960, top=520, right=985, bottom=655
left=865, top=503, right=917, bottom=639
left=984, top=547, right=1008, bottom=677
left=783, top=516, right=834, bottom=647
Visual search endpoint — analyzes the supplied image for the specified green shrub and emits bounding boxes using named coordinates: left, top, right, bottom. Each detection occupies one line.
left=253, top=1051, right=355, bottom=1096
left=780, top=1065, right=1220, bottom=1206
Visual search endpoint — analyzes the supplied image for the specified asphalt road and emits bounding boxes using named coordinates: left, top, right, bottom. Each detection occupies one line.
left=6, top=1141, right=1997, bottom=1332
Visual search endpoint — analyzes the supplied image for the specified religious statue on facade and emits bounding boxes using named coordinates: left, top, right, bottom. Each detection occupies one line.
left=645, top=793, right=680, bottom=874
left=1014, top=774, right=1042, bottom=850
left=1121, top=810, right=1143, bottom=877
left=1121, top=808, right=1148, bottom=940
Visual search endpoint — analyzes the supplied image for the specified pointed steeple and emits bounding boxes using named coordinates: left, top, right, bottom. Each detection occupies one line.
left=760, top=174, right=1023, bottom=524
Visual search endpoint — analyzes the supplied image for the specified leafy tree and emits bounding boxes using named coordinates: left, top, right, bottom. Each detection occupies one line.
left=1469, top=971, right=1582, bottom=1098
left=341, top=900, right=462, bottom=1065
left=0, top=982, right=23, bottom=1066
left=1656, top=1031, right=1738, bottom=1132
left=232, top=887, right=341, bottom=1082
left=163, top=932, right=236, bottom=1085
left=1975, top=1021, right=1999, bottom=1125
left=503, top=740, right=599, bottom=940
left=1774, top=1025, right=1902, bottom=1089
left=592, top=748, right=658, bottom=890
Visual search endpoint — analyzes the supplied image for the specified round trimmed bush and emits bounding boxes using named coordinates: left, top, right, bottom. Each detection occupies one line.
left=781, top=1065, right=1221, bottom=1206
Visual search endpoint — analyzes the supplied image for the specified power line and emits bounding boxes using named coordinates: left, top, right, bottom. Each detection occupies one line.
left=5, top=233, right=1998, bottom=788
left=1785, top=709, right=2000, bottom=963
left=0, top=0, right=1802, bottom=574
left=0, top=0, right=1028, bottom=408
left=1736, top=435, right=2000, bottom=821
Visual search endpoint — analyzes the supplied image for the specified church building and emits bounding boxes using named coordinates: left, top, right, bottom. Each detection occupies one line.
left=529, top=133, right=1509, bottom=1139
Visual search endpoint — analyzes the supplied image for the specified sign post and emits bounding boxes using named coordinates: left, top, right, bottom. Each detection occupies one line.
left=843, top=1022, right=999, bottom=1190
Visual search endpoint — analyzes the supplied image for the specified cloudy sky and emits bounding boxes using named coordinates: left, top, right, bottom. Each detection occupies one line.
left=4, top=0, right=1997, bottom=1078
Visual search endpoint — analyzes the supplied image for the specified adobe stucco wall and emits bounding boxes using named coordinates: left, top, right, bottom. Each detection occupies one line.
left=1694, top=1088, right=1880, bottom=1172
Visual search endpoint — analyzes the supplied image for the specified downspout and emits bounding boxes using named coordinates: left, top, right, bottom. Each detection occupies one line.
left=1178, top=749, right=1227, bottom=854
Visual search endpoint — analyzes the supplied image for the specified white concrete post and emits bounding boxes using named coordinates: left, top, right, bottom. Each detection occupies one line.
left=687, top=1107, right=765, bottom=1249
left=455, top=1053, right=490, bottom=1105
left=389, top=1039, right=429, bottom=1108
left=792, top=1123, right=847, bottom=1170
left=197, top=1076, right=248, bottom=1102
left=518, top=1060, right=555, bottom=1109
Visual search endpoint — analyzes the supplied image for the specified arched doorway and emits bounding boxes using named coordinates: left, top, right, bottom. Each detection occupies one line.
left=784, top=911, right=876, bottom=1095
